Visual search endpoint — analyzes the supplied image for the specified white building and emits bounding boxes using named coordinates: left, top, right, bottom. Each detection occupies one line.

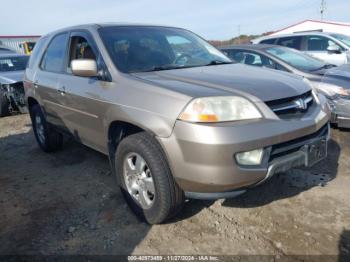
left=270, top=19, right=350, bottom=36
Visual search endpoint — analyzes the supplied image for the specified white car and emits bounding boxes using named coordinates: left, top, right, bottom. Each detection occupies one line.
left=252, top=32, right=350, bottom=66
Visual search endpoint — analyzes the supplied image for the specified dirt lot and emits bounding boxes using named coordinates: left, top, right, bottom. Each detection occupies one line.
left=0, top=114, right=349, bottom=260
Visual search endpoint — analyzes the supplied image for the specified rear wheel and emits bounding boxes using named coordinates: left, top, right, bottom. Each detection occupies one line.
left=115, top=132, right=185, bottom=224
left=31, top=104, right=63, bottom=152
left=0, top=90, right=10, bottom=117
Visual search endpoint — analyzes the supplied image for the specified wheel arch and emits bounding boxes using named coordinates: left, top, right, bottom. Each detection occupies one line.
left=27, top=97, right=39, bottom=118
left=106, top=119, right=174, bottom=184
left=107, top=120, right=152, bottom=177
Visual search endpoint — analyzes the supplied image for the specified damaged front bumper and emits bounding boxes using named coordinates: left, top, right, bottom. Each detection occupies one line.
left=184, top=124, right=330, bottom=200
left=327, top=96, right=350, bottom=128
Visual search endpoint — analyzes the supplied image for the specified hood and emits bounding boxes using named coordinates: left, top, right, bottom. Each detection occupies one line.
left=0, top=71, right=25, bottom=84
left=324, top=64, right=350, bottom=79
left=322, top=64, right=350, bottom=89
left=133, top=64, right=310, bottom=102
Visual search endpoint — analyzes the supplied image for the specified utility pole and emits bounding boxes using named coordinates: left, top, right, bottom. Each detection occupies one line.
left=320, top=0, right=326, bottom=21
left=237, top=25, right=241, bottom=44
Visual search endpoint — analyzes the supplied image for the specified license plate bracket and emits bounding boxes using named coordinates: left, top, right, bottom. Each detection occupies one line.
left=304, top=138, right=327, bottom=167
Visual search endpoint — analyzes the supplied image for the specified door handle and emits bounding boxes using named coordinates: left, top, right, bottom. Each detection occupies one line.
left=58, top=86, right=66, bottom=95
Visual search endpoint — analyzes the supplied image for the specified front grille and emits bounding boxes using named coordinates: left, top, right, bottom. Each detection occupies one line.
left=265, top=91, right=314, bottom=118
left=269, top=124, right=329, bottom=162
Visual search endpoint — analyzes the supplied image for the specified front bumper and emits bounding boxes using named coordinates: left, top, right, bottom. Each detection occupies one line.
left=329, top=98, right=350, bottom=128
left=158, top=102, right=330, bottom=198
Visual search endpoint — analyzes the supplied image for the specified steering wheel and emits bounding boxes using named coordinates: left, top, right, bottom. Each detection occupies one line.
left=173, top=53, right=191, bottom=65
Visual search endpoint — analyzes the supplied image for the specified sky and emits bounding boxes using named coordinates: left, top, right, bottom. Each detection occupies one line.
left=0, top=0, right=349, bottom=40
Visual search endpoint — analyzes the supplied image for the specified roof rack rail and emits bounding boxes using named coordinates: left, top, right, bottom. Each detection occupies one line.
left=293, top=29, right=323, bottom=33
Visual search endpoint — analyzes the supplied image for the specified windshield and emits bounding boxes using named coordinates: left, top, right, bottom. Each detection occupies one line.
left=265, top=46, right=326, bottom=72
left=331, top=33, right=350, bottom=47
left=98, top=26, right=231, bottom=73
left=0, top=56, right=29, bottom=72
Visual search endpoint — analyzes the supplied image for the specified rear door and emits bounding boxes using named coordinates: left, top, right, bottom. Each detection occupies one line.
left=33, top=32, right=69, bottom=128
left=303, top=35, right=347, bottom=65
left=57, top=30, right=112, bottom=153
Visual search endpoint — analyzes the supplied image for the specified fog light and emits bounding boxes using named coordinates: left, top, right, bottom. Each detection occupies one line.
left=236, top=149, right=264, bottom=165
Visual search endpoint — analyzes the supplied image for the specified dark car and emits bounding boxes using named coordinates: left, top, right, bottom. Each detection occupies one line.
left=0, top=45, right=16, bottom=54
left=221, top=44, right=350, bottom=128
left=0, top=53, right=29, bottom=116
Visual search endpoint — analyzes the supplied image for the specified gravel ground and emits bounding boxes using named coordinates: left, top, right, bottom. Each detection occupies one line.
left=0, top=114, right=349, bottom=260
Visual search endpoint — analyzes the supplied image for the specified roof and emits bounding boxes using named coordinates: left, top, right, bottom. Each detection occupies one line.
left=220, top=44, right=277, bottom=50
left=41, top=23, right=184, bottom=38
left=252, top=30, right=345, bottom=44
left=264, top=31, right=337, bottom=38
left=272, top=19, right=350, bottom=35
left=51, top=22, right=175, bottom=31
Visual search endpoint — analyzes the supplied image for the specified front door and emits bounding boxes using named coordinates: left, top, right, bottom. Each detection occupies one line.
left=57, top=31, right=112, bottom=153
left=304, top=35, right=347, bottom=66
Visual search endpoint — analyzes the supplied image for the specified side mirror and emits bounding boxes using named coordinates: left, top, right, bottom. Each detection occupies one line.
left=71, top=59, right=98, bottom=77
left=327, top=45, right=342, bottom=54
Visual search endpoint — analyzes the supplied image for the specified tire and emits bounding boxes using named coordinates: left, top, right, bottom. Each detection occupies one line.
left=0, top=90, right=10, bottom=117
left=115, top=132, right=185, bottom=224
left=30, top=104, right=63, bottom=152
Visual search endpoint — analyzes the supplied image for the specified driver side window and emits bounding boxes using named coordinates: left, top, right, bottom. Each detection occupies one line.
left=67, top=35, right=97, bottom=73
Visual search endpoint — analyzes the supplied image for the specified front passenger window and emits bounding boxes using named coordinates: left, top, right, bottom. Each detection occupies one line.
left=306, top=36, right=341, bottom=51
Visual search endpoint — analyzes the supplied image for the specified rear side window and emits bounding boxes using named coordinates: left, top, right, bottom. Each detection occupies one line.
left=27, top=37, right=47, bottom=69
left=40, top=33, right=68, bottom=72
left=277, top=36, right=302, bottom=49
left=260, top=38, right=277, bottom=44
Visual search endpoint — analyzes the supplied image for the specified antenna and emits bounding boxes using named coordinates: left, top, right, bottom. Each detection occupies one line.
left=320, top=0, right=326, bottom=21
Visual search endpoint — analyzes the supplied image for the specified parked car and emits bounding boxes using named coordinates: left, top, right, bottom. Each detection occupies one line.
left=0, top=45, right=16, bottom=54
left=0, top=53, right=29, bottom=116
left=25, top=24, right=330, bottom=224
left=252, top=32, right=350, bottom=66
left=220, top=44, right=350, bottom=128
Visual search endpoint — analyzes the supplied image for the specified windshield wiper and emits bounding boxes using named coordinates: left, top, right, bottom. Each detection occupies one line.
left=141, top=64, right=186, bottom=72
left=205, top=60, right=234, bottom=66
left=134, top=61, right=233, bottom=73
left=312, top=64, right=336, bottom=71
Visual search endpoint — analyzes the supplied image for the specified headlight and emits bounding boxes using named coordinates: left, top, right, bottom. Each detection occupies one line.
left=178, top=96, right=262, bottom=122
left=311, top=81, right=349, bottom=98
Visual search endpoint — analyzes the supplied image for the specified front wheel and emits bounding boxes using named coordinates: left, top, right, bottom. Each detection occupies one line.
left=115, top=132, right=184, bottom=224
left=30, top=104, right=63, bottom=152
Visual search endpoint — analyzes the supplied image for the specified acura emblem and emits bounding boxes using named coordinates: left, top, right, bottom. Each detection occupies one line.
left=294, top=98, right=308, bottom=110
